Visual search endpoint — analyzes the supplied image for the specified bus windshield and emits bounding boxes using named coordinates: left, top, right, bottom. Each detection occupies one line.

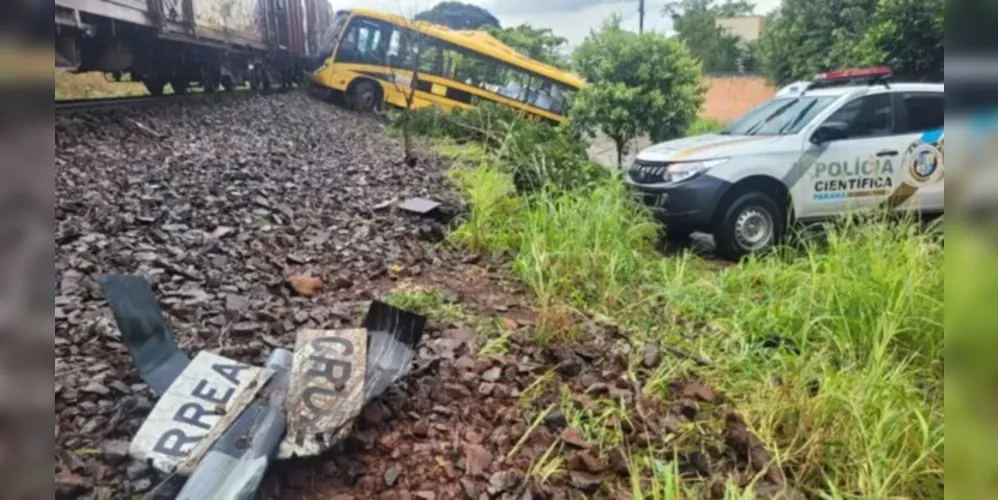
left=721, top=96, right=837, bottom=136
left=316, top=11, right=349, bottom=59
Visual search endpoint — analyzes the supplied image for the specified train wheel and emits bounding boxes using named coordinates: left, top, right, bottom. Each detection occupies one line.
left=171, top=80, right=188, bottom=95
left=144, top=79, right=165, bottom=96
left=203, top=71, right=220, bottom=93
left=221, top=75, right=235, bottom=92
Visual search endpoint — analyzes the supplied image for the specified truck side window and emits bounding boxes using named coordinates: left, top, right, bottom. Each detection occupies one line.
left=822, top=93, right=894, bottom=139
left=899, top=93, right=944, bottom=133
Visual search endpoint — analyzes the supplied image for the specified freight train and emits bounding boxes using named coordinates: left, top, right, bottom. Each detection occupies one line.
left=54, top=0, right=333, bottom=95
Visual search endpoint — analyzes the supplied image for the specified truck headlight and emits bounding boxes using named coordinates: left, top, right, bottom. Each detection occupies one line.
left=664, top=158, right=729, bottom=183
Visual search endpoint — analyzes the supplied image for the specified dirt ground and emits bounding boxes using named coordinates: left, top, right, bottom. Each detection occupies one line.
left=55, top=91, right=785, bottom=500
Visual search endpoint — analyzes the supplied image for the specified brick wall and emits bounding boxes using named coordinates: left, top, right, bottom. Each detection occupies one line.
left=701, top=74, right=776, bottom=124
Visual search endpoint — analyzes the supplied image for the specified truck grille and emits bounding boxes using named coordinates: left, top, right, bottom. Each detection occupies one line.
left=628, top=160, right=669, bottom=184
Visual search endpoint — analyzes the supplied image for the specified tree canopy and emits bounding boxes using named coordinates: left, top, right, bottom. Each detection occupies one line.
left=851, top=0, right=943, bottom=82
left=756, top=0, right=943, bottom=85
left=414, top=2, right=501, bottom=30
left=663, top=0, right=757, bottom=73
left=571, top=16, right=705, bottom=166
left=486, top=24, right=569, bottom=68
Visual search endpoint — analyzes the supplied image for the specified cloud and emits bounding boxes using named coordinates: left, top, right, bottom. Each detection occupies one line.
left=333, top=0, right=782, bottom=47
left=480, top=0, right=633, bottom=15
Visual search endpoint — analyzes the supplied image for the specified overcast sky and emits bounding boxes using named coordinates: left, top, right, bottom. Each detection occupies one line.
left=332, top=0, right=782, bottom=49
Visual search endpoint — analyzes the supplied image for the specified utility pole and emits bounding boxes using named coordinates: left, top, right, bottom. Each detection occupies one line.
left=639, top=0, right=645, bottom=33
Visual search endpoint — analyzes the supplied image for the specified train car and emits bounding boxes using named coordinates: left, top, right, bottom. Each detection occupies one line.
left=55, top=0, right=332, bottom=95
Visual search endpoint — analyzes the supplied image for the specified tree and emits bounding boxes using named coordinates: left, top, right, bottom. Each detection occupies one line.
left=756, top=0, right=942, bottom=85
left=850, top=0, right=943, bottom=82
left=755, top=0, right=879, bottom=85
left=486, top=24, right=569, bottom=68
left=378, top=15, right=433, bottom=166
left=663, top=0, right=755, bottom=73
left=414, top=2, right=500, bottom=30
left=571, top=16, right=705, bottom=166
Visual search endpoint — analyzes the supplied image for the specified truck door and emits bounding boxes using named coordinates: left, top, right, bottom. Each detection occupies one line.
left=799, top=92, right=913, bottom=217
left=885, top=91, right=945, bottom=214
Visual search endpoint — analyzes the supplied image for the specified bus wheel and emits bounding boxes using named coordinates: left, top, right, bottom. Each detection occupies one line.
left=349, top=80, right=381, bottom=113
left=713, top=191, right=785, bottom=261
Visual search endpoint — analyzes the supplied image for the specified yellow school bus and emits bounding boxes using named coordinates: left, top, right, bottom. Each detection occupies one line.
left=308, top=8, right=584, bottom=123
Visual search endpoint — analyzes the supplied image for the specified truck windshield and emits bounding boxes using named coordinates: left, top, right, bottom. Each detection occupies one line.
left=721, top=96, right=836, bottom=136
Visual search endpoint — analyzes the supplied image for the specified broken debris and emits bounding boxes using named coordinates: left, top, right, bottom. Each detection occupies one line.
left=287, top=275, right=323, bottom=297
left=399, top=197, right=442, bottom=215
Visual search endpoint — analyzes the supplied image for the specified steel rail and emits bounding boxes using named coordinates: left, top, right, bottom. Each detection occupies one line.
left=54, top=87, right=292, bottom=113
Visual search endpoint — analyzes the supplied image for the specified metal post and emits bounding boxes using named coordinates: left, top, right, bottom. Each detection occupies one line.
left=639, top=0, right=645, bottom=34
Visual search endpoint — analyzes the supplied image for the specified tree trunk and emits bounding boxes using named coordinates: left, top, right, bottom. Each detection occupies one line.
left=403, top=106, right=415, bottom=166
left=402, top=75, right=418, bottom=167
left=615, top=138, right=625, bottom=168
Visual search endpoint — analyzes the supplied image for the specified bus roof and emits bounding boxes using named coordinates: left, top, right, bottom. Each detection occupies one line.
left=345, top=8, right=585, bottom=89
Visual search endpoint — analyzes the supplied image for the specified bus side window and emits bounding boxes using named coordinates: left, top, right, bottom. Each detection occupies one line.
left=550, top=83, right=570, bottom=114
left=416, top=39, right=443, bottom=75
left=528, top=78, right=558, bottom=112
left=500, top=69, right=530, bottom=102
left=386, top=28, right=412, bottom=68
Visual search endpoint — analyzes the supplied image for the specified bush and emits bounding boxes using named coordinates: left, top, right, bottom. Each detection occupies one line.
left=396, top=103, right=610, bottom=193
left=686, top=117, right=722, bottom=135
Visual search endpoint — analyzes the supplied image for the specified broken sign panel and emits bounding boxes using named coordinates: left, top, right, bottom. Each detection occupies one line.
left=279, top=328, right=368, bottom=458
left=129, top=351, right=261, bottom=473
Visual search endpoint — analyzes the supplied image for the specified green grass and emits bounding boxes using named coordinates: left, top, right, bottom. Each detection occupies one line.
left=445, top=161, right=944, bottom=498
left=382, top=287, right=471, bottom=325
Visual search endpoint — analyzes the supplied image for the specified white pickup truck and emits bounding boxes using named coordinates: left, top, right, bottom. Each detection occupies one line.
left=625, top=67, right=944, bottom=260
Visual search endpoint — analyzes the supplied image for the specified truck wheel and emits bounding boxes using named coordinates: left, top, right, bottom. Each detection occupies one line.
left=348, top=80, right=381, bottom=113
left=713, top=191, right=786, bottom=261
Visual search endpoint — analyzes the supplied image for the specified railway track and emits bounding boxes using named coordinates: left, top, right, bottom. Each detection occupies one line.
left=54, top=87, right=292, bottom=113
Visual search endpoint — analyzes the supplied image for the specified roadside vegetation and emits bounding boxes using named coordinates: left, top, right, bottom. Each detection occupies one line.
left=391, top=12, right=944, bottom=484
left=399, top=102, right=943, bottom=498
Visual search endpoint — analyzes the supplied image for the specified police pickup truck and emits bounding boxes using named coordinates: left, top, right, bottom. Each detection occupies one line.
left=625, top=67, right=944, bottom=260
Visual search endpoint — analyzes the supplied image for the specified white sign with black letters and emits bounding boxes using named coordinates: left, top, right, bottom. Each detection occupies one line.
left=129, top=351, right=260, bottom=474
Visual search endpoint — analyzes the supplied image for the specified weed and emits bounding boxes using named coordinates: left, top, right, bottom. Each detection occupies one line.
left=413, top=94, right=942, bottom=498
left=477, top=329, right=511, bottom=357
left=525, top=440, right=565, bottom=485
left=517, top=371, right=557, bottom=409
left=382, top=286, right=470, bottom=325
left=559, top=388, right=628, bottom=452
left=447, top=155, right=943, bottom=497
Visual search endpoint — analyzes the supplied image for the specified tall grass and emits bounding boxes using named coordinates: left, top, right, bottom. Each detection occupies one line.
left=447, top=164, right=944, bottom=498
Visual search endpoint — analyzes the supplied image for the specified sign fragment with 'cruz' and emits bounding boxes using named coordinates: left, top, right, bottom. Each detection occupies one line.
left=279, top=328, right=368, bottom=458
